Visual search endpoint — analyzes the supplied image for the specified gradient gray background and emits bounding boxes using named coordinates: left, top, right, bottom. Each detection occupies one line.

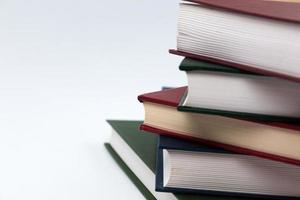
left=0, top=0, right=185, bottom=199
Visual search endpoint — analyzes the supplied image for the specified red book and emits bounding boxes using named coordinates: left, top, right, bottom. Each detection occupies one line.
left=184, top=0, right=300, bottom=23
left=172, top=0, right=300, bottom=82
left=138, top=87, right=300, bottom=166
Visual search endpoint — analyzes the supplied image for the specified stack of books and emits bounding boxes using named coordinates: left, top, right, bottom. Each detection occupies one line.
left=105, top=0, right=300, bottom=199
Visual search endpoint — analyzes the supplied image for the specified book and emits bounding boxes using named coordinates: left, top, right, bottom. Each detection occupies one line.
left=105, top=143, right=156, bottom=200
left=178, top=57, right=300, bottom=123
left=170, top=2, right=300, bottom=82
left=183, top=0, right=300, bottom=23
left=156, top=135, right=300, bottom=199
left=106, top=120, right=246, bottom=200
left=138, top=87, right=300, bottom=166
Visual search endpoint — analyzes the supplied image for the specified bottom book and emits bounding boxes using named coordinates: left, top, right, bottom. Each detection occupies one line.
left=105, top=143, right=156, bottom=200
left=105, top=120, right=254, bottom=200
left=156, top=136, right=300, bottom=199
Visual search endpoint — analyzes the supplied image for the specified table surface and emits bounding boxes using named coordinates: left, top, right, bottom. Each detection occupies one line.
left=0, top=0, right=184, bottom=199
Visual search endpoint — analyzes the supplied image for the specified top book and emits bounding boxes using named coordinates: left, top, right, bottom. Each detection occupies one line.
left=185, top=0, right=300, bottom=23
left=171, top=0, right=300, bottom=82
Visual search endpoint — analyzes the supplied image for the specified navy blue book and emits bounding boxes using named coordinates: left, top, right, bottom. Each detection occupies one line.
left=155, top=135, right=300, bottom=199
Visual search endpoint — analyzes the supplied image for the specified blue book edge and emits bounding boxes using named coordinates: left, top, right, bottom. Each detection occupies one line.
left=155, top=135, right=298, bottom=200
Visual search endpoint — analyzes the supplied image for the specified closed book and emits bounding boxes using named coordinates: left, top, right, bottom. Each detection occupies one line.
left=106, top=120, right=245, bottom=200
left=156, top=135, right=300, bottom=199
left=170, top=1, right=300, bottom=82
left=184, top=0, right=300, bottom=23
left=178, top=57, right=300, bottom=123
left=105, top=143, right=156, bottom=200
left=138, top=87, right=300, bottom=166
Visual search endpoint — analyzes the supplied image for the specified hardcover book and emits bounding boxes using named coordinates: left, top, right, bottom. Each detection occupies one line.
left=170, top=1, right=300, bottom=82
left=184, top=0, right=300, bottom=23
left=156, top=135, right=300, bottom=199
left=105, top=143, right=156, bottom=200
left=138, top=88, right=300, bottom=166
left=178, top=57, right=300, bottom=123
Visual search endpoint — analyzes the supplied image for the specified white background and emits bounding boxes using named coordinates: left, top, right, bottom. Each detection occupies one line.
left=0, top=0, right=185, bottom=199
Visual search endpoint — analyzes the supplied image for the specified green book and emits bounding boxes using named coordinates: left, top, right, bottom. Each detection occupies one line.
left=105, top=120, right=243, bottom=200
left=179, top=57, right=258, bottom=75
left=104, top=143, right=156, bottom=200
left=178, top=58, right=300, bottom=123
